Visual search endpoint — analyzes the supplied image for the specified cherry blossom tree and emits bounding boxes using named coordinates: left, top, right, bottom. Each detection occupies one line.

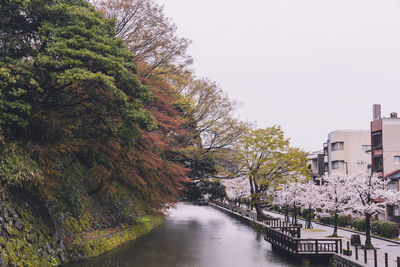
left=320, top=173, right=351, bottom=237
left=276, top=181, right=305, bottom=225
left=298, top=181, right=323, bottom=229
left=221, top=176, right=250, bottom=201
left=346, top=171, right=400, bottom=248
left=275, top=183, right=292, bottom=222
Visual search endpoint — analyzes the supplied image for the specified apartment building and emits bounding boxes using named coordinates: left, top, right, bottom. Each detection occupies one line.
left=370, top=104, right=400, bottom=176
left=323, top=130, right=371, bottom=176
left=370, top=104, right=400, bottom=220
left=307, top=150, right=324, bottom=184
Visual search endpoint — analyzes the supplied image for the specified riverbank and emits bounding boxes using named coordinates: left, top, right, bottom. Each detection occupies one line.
left=68, top=202, right=308, bottom=267
left=0, top=185, right=166, bottom=266
left=65, top=215, right=165, bottom=263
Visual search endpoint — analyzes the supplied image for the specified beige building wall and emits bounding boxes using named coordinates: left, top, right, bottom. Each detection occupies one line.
left=382, top=119, right=400, bottom=175
left=326, top=130, right=371, bottom=175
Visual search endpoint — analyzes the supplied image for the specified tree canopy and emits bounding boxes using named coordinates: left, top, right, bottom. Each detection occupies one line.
left=237, top=126, right=310, bottom=219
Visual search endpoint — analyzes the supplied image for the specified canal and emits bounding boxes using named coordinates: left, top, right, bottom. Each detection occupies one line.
left=69, top=203, right=325, bottom=267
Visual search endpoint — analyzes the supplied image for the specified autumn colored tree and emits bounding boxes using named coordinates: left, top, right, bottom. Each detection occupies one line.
left=96, top=0, right=249, bottom=179
left=237, top=126, right=310, bottom=220
left=0, top=0, right=191, bottom=216
left=96, top=0, right=192, bottom=75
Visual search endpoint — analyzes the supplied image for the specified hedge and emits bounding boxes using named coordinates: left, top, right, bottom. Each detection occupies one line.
left=301, top=209, right=315, bottom=219
left=371, top=221, right=383, bottom=234
left=352, top=218, right=366, bottom=231
left=338, top=215, right=352, bottom=227
left=319, top=216, right=332, bottom=224
left=380, top=221, right=399, bottom=238
left=370, top=221, right=399, bottom=238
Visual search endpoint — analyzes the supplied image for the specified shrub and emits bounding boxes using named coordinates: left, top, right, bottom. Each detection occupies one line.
left=271, top=205, right=281, bottom=212
left=338, top=215, right=348, bottom=227
left=352, top=218, right=366, bottom=232
left=301, top=209, right=315, bottom=219
left=371, top=221, right=383, bottom=234
left=0, top=145, right=43, bottom=189
left=320, top=216, right=332, bottom=224
left=380, top=221, right=399, bottom=238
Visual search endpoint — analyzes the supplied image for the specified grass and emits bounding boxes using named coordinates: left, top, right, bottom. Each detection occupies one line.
left=302, top=228, right=326, bottom=232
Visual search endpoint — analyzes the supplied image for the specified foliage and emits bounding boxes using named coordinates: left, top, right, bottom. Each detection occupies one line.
left=338, top=215, right=351, bottom=227
left=200, top=179, right=227, bottom=201
left=319, top=216, right=332, bottom=225
left=0, top=0, right=256, bottom=263
left=0, top=144, right=43, bottom=189
left=96, top=0, right=250, bottom=180
left=371, top=221, right=383, bottom=234
left=301, top=209, right=315, bottom=219
left=62, top=182, right=83, bottom=219
left=2, top=0, right=156, bottom=144
left=51, top=257, right=58, bottom=266
left=319, top=173, right=351, bottom=236
left=97, top=0, right=192, bottom=75
left=0, top=67, right=31, bottom=131
left=380, top=221, right=399, bottom=238
left=346, top=171, right=400, bottom=247
left=182, top=182, right=203, bottom=201
left=237, top=126, right=309, bottom=219
left=346, top=171, right=395, bottom=217
left=67, top=215, right=164, bottom=260
left=221, top=176, right=250, bottom=199
left=352, top=219, right=366, bottom=232
left=372, top=221, right=399, bottom=238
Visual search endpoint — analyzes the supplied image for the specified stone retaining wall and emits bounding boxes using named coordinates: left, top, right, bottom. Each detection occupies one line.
left=330, top=254, right=364, bottom=267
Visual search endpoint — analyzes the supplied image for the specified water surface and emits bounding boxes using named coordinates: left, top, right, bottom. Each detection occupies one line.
left=68, top=203, right=321, bottom=267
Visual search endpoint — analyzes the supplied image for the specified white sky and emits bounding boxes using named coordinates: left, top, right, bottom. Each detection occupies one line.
left=155, top=0, right=400, bottom=151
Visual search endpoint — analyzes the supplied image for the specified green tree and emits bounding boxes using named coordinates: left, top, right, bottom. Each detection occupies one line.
left=1, top=0, right=156, bottom=144
left=237, top=126, right=309, bottom=220
left=0, top=67, right=31, bottom=131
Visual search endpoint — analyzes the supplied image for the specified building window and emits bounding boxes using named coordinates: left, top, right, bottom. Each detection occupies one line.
left=395, top=156, right=400, bottom=165
left=373, top=155, right=383, bottom=172
left=331, top=142, right=344, bottom=151
left=332, top=160, right=345, bottom=170
left=395, top=206, right=400, bottom=217
left=324, top=163, right=328, bottom=172
left=372, top=131, right=382, bottom=149
left=362, top=145, right=371, bottom=151
left=388, top=182, right=397, bottom=190
left=324, top=147, right=328, bottom=156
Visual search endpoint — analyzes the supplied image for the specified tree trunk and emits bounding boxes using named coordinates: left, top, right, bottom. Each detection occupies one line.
left=284, top=203, right=290, bottom=222
left=305, top=205, right=313, bottom=229
left=332, top=212, right=338, bottom=237
left=365, top=214, right=373, bottom=248
left=292, top=204, right=298, bottom=225
left=254, top=198, right=269, bottom=221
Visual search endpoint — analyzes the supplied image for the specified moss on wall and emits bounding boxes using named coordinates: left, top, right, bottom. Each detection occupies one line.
left=66, top=216, right=164, bottom=261
left=0, top=197, right=165, bottom=266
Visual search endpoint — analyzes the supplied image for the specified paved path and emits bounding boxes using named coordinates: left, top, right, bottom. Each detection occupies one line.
left=262, top=209, right=400, bottom=267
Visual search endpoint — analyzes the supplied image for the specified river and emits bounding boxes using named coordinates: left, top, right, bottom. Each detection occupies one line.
left=68, top=203, right=324, bottom=267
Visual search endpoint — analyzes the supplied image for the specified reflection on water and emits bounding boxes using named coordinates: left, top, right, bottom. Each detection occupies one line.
left=68, top=203, right=324, bottom=267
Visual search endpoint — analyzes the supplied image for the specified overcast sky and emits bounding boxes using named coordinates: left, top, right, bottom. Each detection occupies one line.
left=155, top=0, right=400, bottom=151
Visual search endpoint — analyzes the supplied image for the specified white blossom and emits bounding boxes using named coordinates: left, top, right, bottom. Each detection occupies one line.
left=221, top=176, right=250, bottom=199
left=345, top=170, right=400, bottom=216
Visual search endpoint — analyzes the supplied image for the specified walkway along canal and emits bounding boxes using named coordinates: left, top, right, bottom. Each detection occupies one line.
left=67, top=202, right=327, bottom=267
left=211, top=200, right=400, bottom=267
left=209, top=201, right=342, bottom=263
